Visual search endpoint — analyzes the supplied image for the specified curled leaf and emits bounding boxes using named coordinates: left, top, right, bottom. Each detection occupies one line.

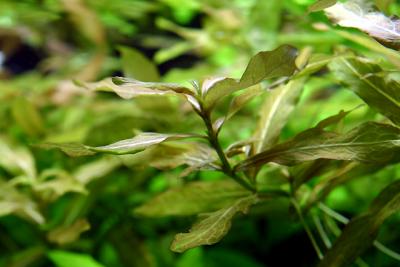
left=324, top=1, right=400, bottom=44
left=80, top=77, right=194, bottom=99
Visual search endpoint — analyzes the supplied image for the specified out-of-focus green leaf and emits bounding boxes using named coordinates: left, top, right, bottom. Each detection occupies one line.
left=34, top=170, right=87, bottom=200
left=0, top=138, right=36, bottom=179
left=0, top=181, right=44, bottom=224
left=307, top=162, right=385, bottom=206
left=40, top=132, right=196, bottom=157
left=134, top=180, right=251, bottom=217
left=334, top=30, right=400, bottom=68
left=119, top=46, right=160, bottom=82
left=203, top=45, right=298, bottom=110
left=318, top=180, right=400, bottom=267
left=329, top=57, right=400, bottom=125
left=11, top=97, right=44, bottom=137
left=375, top=0, right=394, bottom=12
left=74, top=156, right=121, bottom=184
left=80, top=77, right=194, bottom=99
left=47, top=218, right=90, bottom=245
left=48, top=250, right=106, bottom=267
left=251, top=77, right=306, bottom=154
left=236, top=121, right=400, bottom=170
left=170, top=195, right=258, bottom=253
left=308, top=0, right=337, bottom=12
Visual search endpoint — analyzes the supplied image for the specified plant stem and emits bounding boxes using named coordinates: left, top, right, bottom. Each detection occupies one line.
left=319, top=202, right=400, bottom=262
left=291, top=198, right=324, bottom=260
left=201, top=110, right=255, bottom=192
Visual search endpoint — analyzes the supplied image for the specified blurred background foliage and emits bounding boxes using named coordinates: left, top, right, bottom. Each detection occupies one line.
left=0, top=0, right=399, bottom=266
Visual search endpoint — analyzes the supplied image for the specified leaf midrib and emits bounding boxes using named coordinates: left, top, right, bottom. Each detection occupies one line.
left=341, top=58, right=400, bottom=109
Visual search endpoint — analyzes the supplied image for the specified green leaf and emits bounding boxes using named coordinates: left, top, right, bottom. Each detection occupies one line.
left=170, top=195, right=258, bottom=253
left=375, top=0, right=394, bottom=12
left=40, top=132, right=195, bottom=157
left=226, top=84, right=263, bottom=121
left=318, top=180, right=400, bottom=267
left=11, top=97, right=44, bottom=137
left=0, top=138, right=36, bottom=179
left=121, top=142, right=217, bottom=171
left=34, top=169, right=87, bottom=200
left=203, top=45, right=298, bottom=110
left=0, top=180, right=44, bottom=224
left=119, top=46, right=160, bottom=82
left=47, top=218, right=90, bottom=245
left=329, top=57, right=400, bottom=125
left=236, top=121, right=400, bottom=170
left=307, top=162, right=386, bottom=207
left=134, top=180, right=251, bottom=217
left=48, top=250, right=106, bottom=267
left=251, top=76, right=306, bottom=154
left=308, top=0, right=337, bottom=12
left=80, top=77, right=194, bottom=99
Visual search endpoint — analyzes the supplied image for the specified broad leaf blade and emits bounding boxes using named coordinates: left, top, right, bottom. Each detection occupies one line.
left=318, top=180, right=400, bottom=267
left=252, top=76, right=306, bottom=154
left=236, top=121, right=400, bottom=170
left=170, top=195, right=258, bottom=253
left=203, top=45, right=298, bottom=109
left=134, top=180, right=251, bottom=217
left=119, top=46, right=160, bottom=82
left=40, top=133, right=194, bottom=157
left=329, top=57, right=400, bottom=125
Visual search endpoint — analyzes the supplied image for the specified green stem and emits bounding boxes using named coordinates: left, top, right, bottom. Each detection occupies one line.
left=201, top=110, right=255, bottom=192
left=291, top=198, right=324, bottom=260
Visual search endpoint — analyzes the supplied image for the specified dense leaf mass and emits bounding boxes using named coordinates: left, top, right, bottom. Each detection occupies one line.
left=1, top=0, right=400, bottom=267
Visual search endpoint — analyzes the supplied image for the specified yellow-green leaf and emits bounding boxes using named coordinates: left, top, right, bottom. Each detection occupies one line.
left=170, top=195, right=258, bottom=253
left=203, top=45, right=298, bottom=110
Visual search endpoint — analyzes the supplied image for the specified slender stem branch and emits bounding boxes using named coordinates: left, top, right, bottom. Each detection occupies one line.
left=291, top=198, right=324, bottom=260
left=319, top=202, right=400, bottom=262
left=201, top=110, right=255, bottom=192
left=312, top=212, right=332, bottom=249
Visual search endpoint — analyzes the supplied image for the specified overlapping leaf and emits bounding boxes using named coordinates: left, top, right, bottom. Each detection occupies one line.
left=40, top=132, right=196, bottom=157
left=236, top=121, right=400, bottom=170
left=329, top=57, right=400, bottom=125
left=308, top=0, right=337, bottom=12
left=170, top=195, right=258, bottom=253
left=134, top=180, right=251, bottom=217
left=0, top=181, right=44, bottom=224
left=318, top=180, right=400, bottom=267
left=202, top=45, right=298, bottom=109
left=251, top=77, right=306, bottom=154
